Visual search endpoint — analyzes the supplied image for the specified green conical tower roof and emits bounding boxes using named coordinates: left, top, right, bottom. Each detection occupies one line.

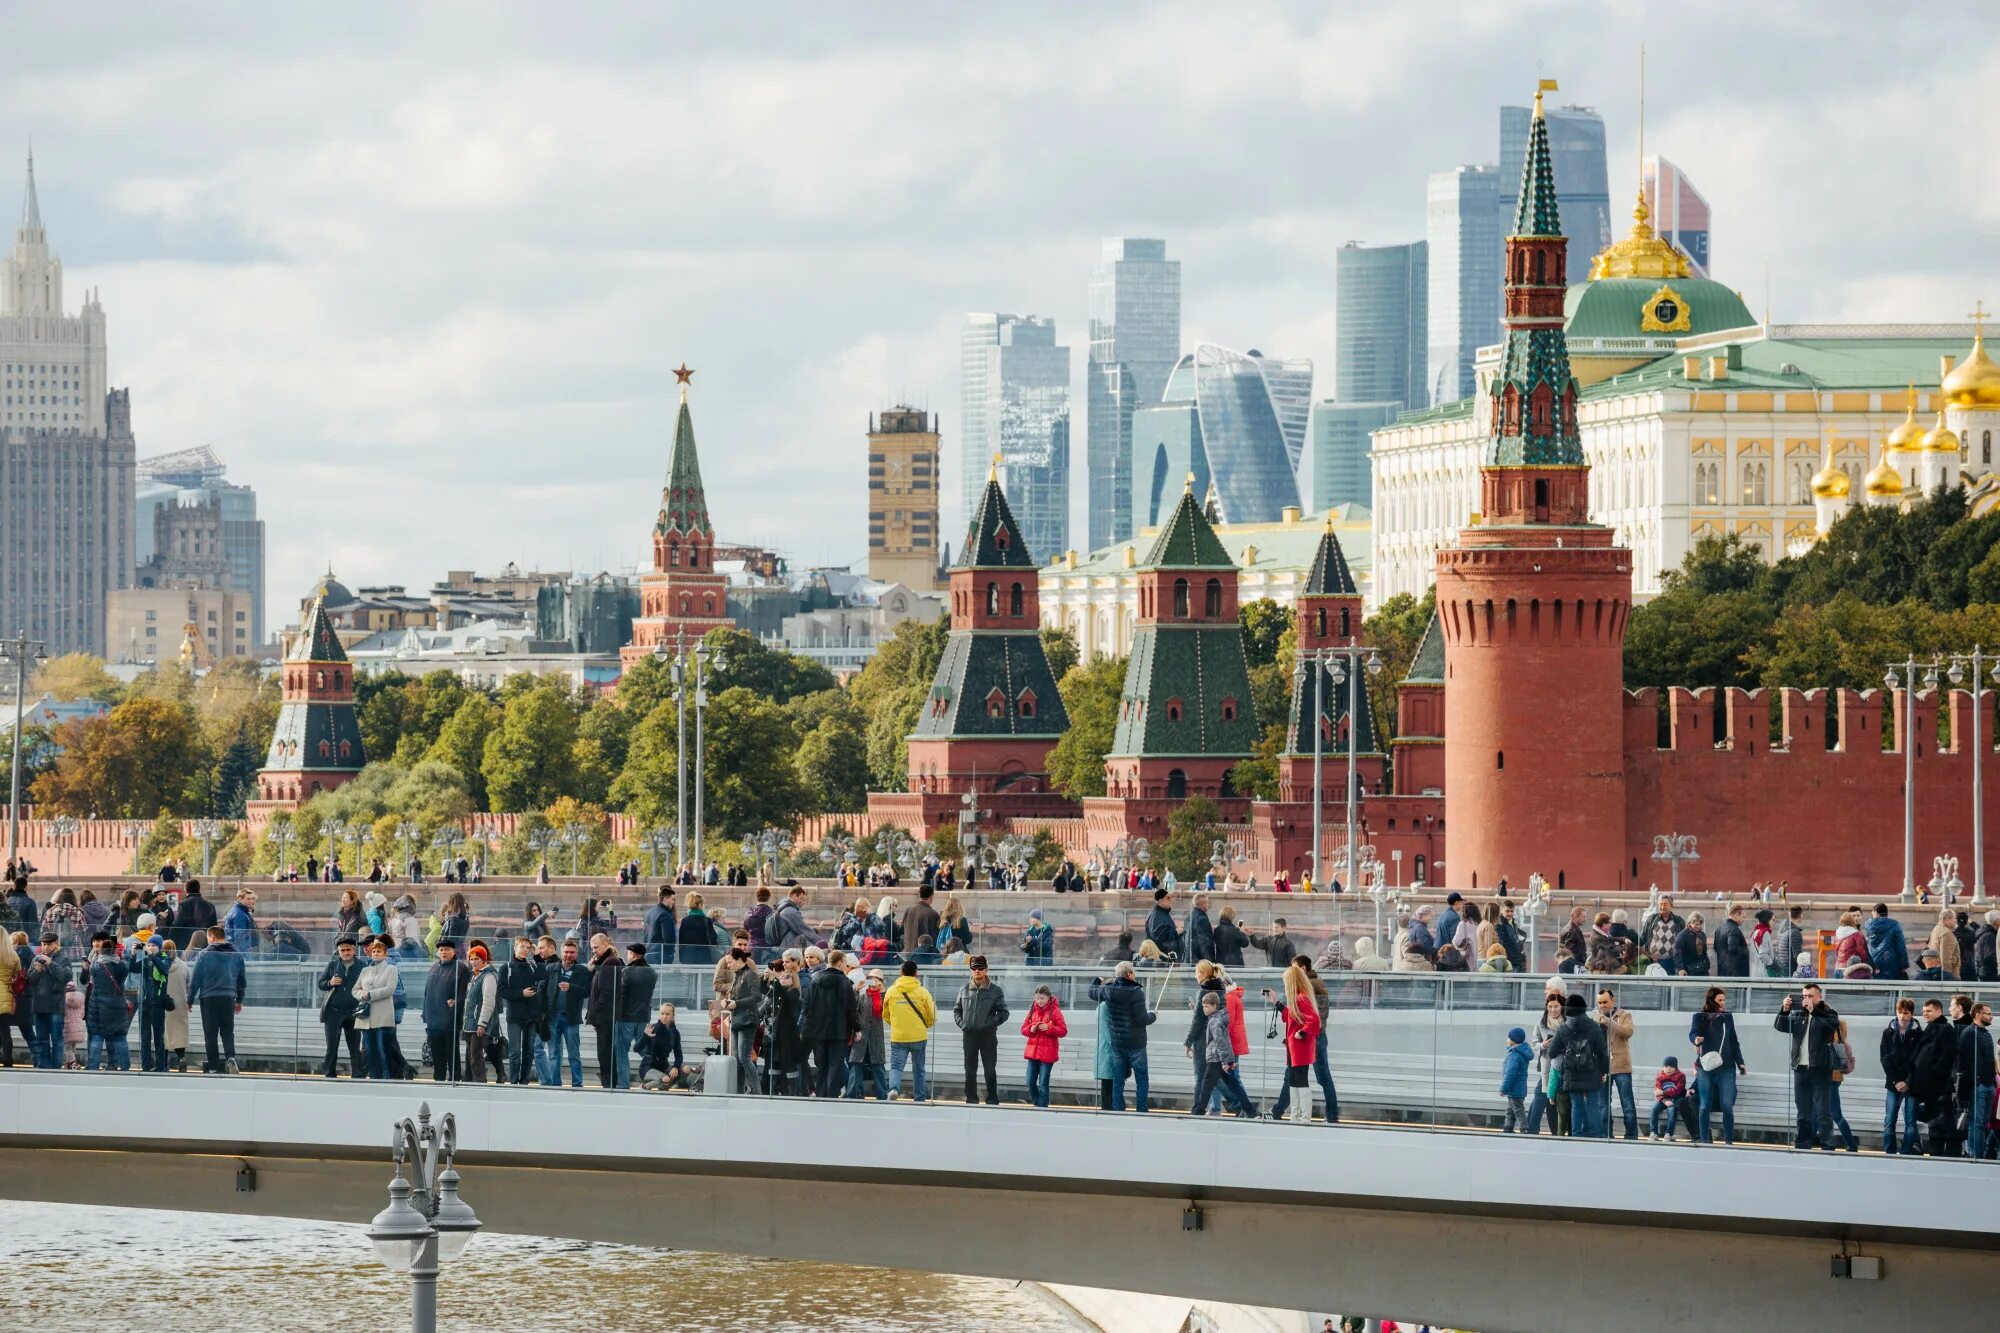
left=957, top=469, right=1037, bottom=570
left=1511, top=89, right=1563, bottom=238
left=1143, top=479, right=1234, bottom=570
left=1403, top=611, right=1445, bottom=684
left=1302, top=524, right=1358, bottom=596
left=654, top=395, right=715, bottom=540
left=288, top=597, right=348, bottom=663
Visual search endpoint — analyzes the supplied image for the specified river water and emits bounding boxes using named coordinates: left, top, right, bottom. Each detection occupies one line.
left=0, top=1202, right=1084, bottom=1331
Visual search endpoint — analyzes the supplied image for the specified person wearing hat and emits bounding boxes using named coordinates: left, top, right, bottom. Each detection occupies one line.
left=460, top=941, right=498, bottom=1083
left=362, top=891, right=389, bottom=937
left=1499, top=1026, right=1531, bottom=1131
left=1650, top=1055, right=1692, bottom=1141
left=1020, top=909, right=1054, bottom=966
left=420, top=938, right=468, bottom=1081
left=1914, top=947, right=1948, bottom=982
left=1550, top=992, right=1611, bottom=1137
left=317, top=935, right=366, bottom=1078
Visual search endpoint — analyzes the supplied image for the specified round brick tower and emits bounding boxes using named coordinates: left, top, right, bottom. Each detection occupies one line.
left=1435, top=81, right=1634, bottom=893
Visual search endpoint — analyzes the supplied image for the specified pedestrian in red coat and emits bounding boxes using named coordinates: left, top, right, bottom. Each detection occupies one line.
left=1281, top=967, right=1322, bottom=1123
left=1021, top=985, right=1068, bottom=1108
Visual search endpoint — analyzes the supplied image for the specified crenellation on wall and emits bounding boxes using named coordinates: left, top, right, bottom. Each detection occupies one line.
left=1723, top=688, right=1768, bottom=753
left=1836, top=688, right=1881, bottom=754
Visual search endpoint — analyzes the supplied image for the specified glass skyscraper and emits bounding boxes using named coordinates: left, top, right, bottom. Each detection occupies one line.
left=1086, top=238, right=1180, bottom=551
left=1643, top=156, right=1711, bottom=277
left=1300, top=400, right=1398, bottom=513
left=1425, top=163, right=1501, bottom=406
left=1499, top=102, right=1611, bottom=283
left=1129, top=345, right=1306, bottom=531
left=961, top=313, right=1071, bottom=561
left=1335, top=240, right=1428, bottom=413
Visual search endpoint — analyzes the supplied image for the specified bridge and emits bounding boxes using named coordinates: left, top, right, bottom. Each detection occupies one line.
left=2, top=1071, right=1994, bottom=1333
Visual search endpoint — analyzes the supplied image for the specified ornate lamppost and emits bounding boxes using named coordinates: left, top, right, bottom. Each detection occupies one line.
left=640, top=826, right=675, bottom=878
left=2, top=633, right=44, bottom=870
left=1651, top=833, right=1699, bottom=903
left=1945, top=648, right=1998, bottom=903
left=742, top=827, right=793, bottom=884
left=189, top=818, right=221, bottom=877
left=1884, top=656, right=1940, bottom=901
left=364, top=1104, right=482, bottom=1333
left=1293, top=644, right=1383, bottom=891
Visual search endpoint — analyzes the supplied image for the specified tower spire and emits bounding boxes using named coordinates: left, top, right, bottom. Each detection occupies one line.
left=21, top=148, right=40, bottom=233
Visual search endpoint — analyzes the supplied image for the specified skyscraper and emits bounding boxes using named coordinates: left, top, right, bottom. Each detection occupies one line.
left=1643, top=156, right=1711, bottom=277
left=135, top=446, right=267, bottom=644
left=865, top=406, right=942, bottom=590
left=1300, top=400, right=1399, bottom=512
left=961, top=313, right=1070, bottom=562
left=1499, top=101, right=1611, bottom=284
left=1335, top=240, right=1428, bottom=413
left=1425, top=164, right=1501, bottom=406
left=1086, top=238, right=1180, bottom=551
left=1129, top=345, right=1306, bottom=531
left=0, top=155, right=131, bottom=655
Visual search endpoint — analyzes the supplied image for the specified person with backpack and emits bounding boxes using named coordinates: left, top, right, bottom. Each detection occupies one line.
left=1550, top=993, right=1610, bottom=1137
left=744, top=887, right=775, bottom=961
left=884, top=960, right=937, bottom=1102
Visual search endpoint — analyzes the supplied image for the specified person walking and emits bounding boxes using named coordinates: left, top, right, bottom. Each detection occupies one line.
left=952, top=955, right=1009, bottom=1105
left=317, top=936, right=367, bottom=1078
left=1712, top=903, right=1752, bottom=978
left=1266, top=960, right=1335, bottom=1123
left=1774, top=982, right=1841, bottom=1150
left=182, top=924, right=242, bottom=1073
left=421, top=940, right=468, bottom=1082
left=498, top=936, right=544, bottom=1085
left=616, top=943, right=656, bottom=1090
left=459, top=942, right=498, bottom=1084
left=1880, top=997, right=1924, bottom=1155
left=1089, top=961, right=1156, bottom=1112
left=1020, top=984, right=1067, bottom=1108
left=1278, top=963, right=1323, bottom=1123
left=585, top=932, right=623, bottom=1089
left=1689, top=985, right=1746, bottom=1144
left=353, top=936, right=401, bottom=1080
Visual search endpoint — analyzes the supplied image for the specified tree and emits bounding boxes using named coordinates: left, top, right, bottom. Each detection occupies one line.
left=795, top=713, right=871, bottom=813
left=615, top=654, right=675, bottom=717
left=848, top=614, right=949, bottom=791
left=136, top=810, right=183, bottom=875
left=1230, top=723, right=1286, bottom=802
left=703, top=627, right=837, bottom=703
left=427, top=694, right=501, bottom=806
left=1624, top=588, right=1772, bottom=691
left=1238, top=598, right=1289, bottom=670
left=482, top=683, right=581, bottom=811
left=610, top=700, right=681, bottom=828
left=699, top=686, right=808, bottom=837
left=1158, top=796, right=1224, bottom=880
left=213, top=828, right=252, bottom=875
left=30, top=653, right=120, bottom=703
left=1039, top=625, right=1079, bottom=681
left=30, top=696, right=206, bottom=817
left=1044, top=656, right=1126, bottom=798
left=1364, top=587, right=1435, bottom=742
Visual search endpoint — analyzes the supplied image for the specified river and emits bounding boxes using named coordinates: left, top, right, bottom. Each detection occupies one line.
left=0, top=1201, right=1085, bottom=1331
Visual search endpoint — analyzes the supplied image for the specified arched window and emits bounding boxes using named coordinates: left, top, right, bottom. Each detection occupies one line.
left=986, top=688, right=1006, bottom=719
left=1204, top=578, right=1222, bottom=617
left=1173, top=578, right=1189, bottom=617
left=1165, top=697, right=1184, bottom=722
left=994, top=527, right=1010, bottom=550
left=1339, top=607, right=1351, bottom=638
left=1219, top=696, right=1237, bottom=723
left=339, top=740, right=351, bottom=759
left=704, top=595, right=716, bottom=614
left=689, top=544, right=701, bottom=569
left=668, top=542, right=680, bottom=567
left=1166, top=769, right=1188, bottom=799
left=679, top=595, right=691, bottom=615
left=317, top=740, right=330, bottom=758
left=1314, top=608, right=1327, bottom=637
left=314, top=669, right=326, bottom=688
left=1009, top=582, right=1023, bottom=616
left=1017, top=689, right=1037, bottom=718
left=985, top=583, right=999, bottom=615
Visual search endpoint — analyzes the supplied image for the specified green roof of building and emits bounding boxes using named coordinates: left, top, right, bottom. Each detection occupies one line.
left=911, top=631, right=1069, bottom=739
left=1563, top=277, right=1755, bottom=341
left=1142, top=485, right=1235, bottom=569
left=1403, top=611, right=1445, bottom=684
left=1053, top=504, right=1372, bottom=580
left=1284, top=655, right=1381, bottom=758
left=655, top=399, right=715, bottom=539
left=1108, top=623, right=1260, bottom=759
left=1302, top=526, right=1359, bottom=596
left=1589, top=330, right=1973, bottom=395
left=289, top=598, right=348, bottom=664
left=957, top=475, right=1038, bottom=570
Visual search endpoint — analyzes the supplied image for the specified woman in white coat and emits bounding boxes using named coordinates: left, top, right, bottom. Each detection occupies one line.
left=354, top=936, right=402, bottom=1080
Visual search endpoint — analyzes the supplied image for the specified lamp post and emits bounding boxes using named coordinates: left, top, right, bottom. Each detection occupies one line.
left=2, top=633, right=44, bottom=871
left=654, top=629, right=691, bottom=878
left=365, top=1103, right=482, bottom=1333
left=1945, top=648, right=1998, bottom=903
left=1927, top=854, right=1964, bottom=905
left=525, top=827, right=556, bottom=877
left=1106, top=834, right=1151, bottom=885
left=640, top=827, right=674, bottom=878
left=432, top=828, right=462, bottom=879
left=742, top=827, right=793, bottom=884
left=395, top=821, right=422, bottom=876
left=1209, top=835, right=1246, bottom=883
left=321, top=818, right=348, bottom=878
left=190, top=818, right=221, bottom=877
left=691, top=639, right=727, bottom=875
left=269, top=822, right=295, bottom=879
left=1515, top=874, right=1553, bottom=973
left=1651, top=833, right=1699, bottom=903
left=123, top=819, right=146, bottom=875
left=1884, top=656, right=1940, bottom=901
left=1293, top=644, right=1383, bottom=893
left=49, top=815, right=77, bottom=877
left=956, top=790, right=988, bottom=868
left=351, top=826, right=373, bottom=878
left=1365, top=874, right=1408, bottom=956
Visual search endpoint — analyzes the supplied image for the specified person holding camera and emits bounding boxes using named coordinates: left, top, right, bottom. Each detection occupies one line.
left=1775, top=982, right=1841, bottom=1150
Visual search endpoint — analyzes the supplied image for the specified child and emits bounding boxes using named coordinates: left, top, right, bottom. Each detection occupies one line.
left=63, top=978, right=87, bottom=1068
left=1651, top=1054, right=1693, bottom=1141
left=1499, top=1026, right=1530, bottom=1131
left=1190, top=991, right=1234, bottom=1117
left=1020, top=984, right=1067, bottom=1108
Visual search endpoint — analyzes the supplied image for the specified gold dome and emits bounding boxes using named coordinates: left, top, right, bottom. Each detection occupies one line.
left=1588, top=189, right=1693, bottom=282
left=1810, top=459, right=1851, bottom=499
left=1942, top=332, right=2000, bottom=409
left=1924, top=411, right=1961, bottom=454
left=1885, top=390, right=1924, bottom=454
left=1864, top=458, right=1905, bottom=498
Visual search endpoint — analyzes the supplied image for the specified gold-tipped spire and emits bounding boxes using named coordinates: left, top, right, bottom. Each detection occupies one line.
left=1942, top=301, right=2000, bottom=409
left=1810, top=425, right=1849, bottom=500
left=1589, top=48, right=1690, bottom=283
left=989, top=451, right=1002, bottom=482
left=1885, top=385, right=1923, bottom=454
left=1184, top=470, right=1196, bottom=493
left=1534, top=77, right=1557, bottom=118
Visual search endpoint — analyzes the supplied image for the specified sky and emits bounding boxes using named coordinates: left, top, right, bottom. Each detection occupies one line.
left=3, top=2, right=1995, bottom=635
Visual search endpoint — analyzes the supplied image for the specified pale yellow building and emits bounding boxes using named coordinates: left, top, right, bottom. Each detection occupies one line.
left=866, top=406, right=944, bottom=591
left=106, top=583, right=257, bottom=664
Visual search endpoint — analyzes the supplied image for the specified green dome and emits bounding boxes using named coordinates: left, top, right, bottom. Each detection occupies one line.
left=1563, top=277, right=1756, bottom=342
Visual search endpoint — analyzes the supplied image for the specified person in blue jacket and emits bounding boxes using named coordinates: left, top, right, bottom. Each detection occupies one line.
left=1864, top=903, right=1910, bottom=981
left=1499, top=1025, right=1532, bottom=1131
left=186, top=924, right=246, bottom=1074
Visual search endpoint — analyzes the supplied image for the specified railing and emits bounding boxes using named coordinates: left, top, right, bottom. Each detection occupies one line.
left=32, top=961, right=2000, bottom=1160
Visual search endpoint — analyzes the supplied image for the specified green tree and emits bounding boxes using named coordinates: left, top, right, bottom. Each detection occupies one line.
left=610, top=700, right=681, bottom=828
left=1364, top=587, right=1436, bottom=741
left=1230, top=723, right=1286, bottom=802
left=426, top=694, right=501, bottom=806
left=615, top=654, right=675, bottom=717
left=703, top=627, right=838, bottom=703
left=1238, top=598, right=1289, bottom=669
left=795, top=713, right=871, bottom=813
left=136, top=810, right=183, bottom=873
left=1039, top=625, right=1080, bottom=680
left=1158, top=795, right=1224, bottom=880
left=481, top=683, right=581, bottom=811
left=30, top=652, right=121, bottom=703
left=30, top=696, right=206, bottom=817
left=1044, top=655, right=1126, bottom=798
left=848, top=614, right=949, bottom=791
left=700, top=686, right=808, bottom=837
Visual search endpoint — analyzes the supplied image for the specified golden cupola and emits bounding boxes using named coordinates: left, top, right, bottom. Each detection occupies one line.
left=1863, top=456, right=1905, bottom=501
left=1588, top=188, right=1693, bottom=281
left=1810, top=455, right=1851, bottom=500
left=1884, top=389, right=1924, bottom=456
left=1924, top=411, right=1961, bottom=454
left=1942, top=329, right=2000, bottom=409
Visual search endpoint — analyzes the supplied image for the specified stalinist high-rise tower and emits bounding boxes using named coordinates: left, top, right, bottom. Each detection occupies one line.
left=0, top=154, right=132, bottom=654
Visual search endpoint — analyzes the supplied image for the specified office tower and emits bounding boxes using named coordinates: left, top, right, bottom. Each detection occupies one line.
left=1086, top=237, right=1181, bottom=551
left=135, top=446, right=267, bottom=644
left=0, top=155, right=131, bottom=655
left=961, top=313, right=1070, bottom=562
left=1499, top=101, right=1611, bottom=283
left=1643, top=156, right=1711, bottom=277
left=866, top=406, right=943, bottom=590
left=1300, top=400, right=1399, bottom=512
left=1335, top=241, right=1428, bottom=413
left=1129, top=345, right=1306, bottom=531
left=1425, top=164, right=1501, bottom=406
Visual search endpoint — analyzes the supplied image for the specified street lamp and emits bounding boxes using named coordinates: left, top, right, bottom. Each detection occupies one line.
left=1365, top=867, right=1407, bottom=950
left=1209, top=835, right=1246, bottom=883
left=462, top=830, right=490, bottom=882
left=432, top=828, right=462, bottom=878
left=321, top=818, right=349, bottom=877
left=525, top=826, right=557, bottom=877
left=268, top=822, right=295, bottom=879
left=1651, top=833, right=1699, bottom=903
left=395, top=821, right=422, bottom=876
left=1293, top=644, right=1383, bottom=892
left=1106, top=835, right=1150, bottom=884
left=956, top=790, right=989, bottom=867
left=1, top=633, right=44, bottom=871
left=1928, top=854, right=1964, bottom=905
left=48, top=815, right=77, bottom=877
left=654, top=629, right=691, bottom=878
left=1885, top=657, right=1940, bottom=901
left=365, top=1103, right=481, bottom=1333
left=1515, top=874, right=1553, bottom=973
left=123, top=819, right=147, bottom=875
left=691, top=639, right=726, bottom=875
left=1945, top=649, right=1999, bottom=903
left=558, top=822, right=588, bottom=877
left=640, top=826, right=674, bottom=878
left=742, top=827, right=793, bottom=884
left=190, top=818, right=222, bottom=877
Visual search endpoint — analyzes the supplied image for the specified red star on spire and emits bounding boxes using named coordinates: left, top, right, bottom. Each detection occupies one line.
left=672, top=363, right=695, bottom=386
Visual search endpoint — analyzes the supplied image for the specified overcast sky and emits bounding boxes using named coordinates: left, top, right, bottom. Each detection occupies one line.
left=4, top=2, right=1994, bottom=632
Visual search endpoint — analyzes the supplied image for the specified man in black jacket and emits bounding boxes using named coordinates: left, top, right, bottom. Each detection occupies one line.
left=617, top=943, right=657, bottom=1090
left=1973, top=911, right=1999, bottom=984
left=1088, top=962, right=1155, bottom=1112
left=317, top=937, right=366, bottom=1078
left=1960, top=1002, right=1996, bottom=1159
left=952, top=955, right=1009, bottom=1105
left=1774, top=983, right=1841, bottom=1150
left=1912, top=998, right=1959, bottom=1155
left=420, top=942, right=468, bottom=1082
left=173, top=880, right=218, bottom=951
left=642, top=887, right=677, bottom=966
left=1550, top=993, right=1611, bottom=1137
left=585, top=933, right=622, bottom=1089
left=1144, top=889, right=1181, bottom=961
left=1186, top=893, right=1215, bottom=965
left=799, top=950, right=857, bottom=1098
left=1711, top=903, right=1752, bottom=978
left=540, top=938, right=590, bottom=1088
left=1880, top=997, right=1925, bottom=1155
left=498, top=937, right=543, bottom=1085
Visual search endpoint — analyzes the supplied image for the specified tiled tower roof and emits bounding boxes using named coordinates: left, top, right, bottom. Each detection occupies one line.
left=1404, top=611, right=1446, bottom=683
left=958, top=472, right=1038, bottom=570
left=288, top=597, right=348, bottom=663
left=1302, top=525, right=1359, bottom=596
left=911, top=635, right=1070, bottom=740
left=1143, top=483, right=1235, bottom=570
left=654, top=398, right=715, bottom=540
